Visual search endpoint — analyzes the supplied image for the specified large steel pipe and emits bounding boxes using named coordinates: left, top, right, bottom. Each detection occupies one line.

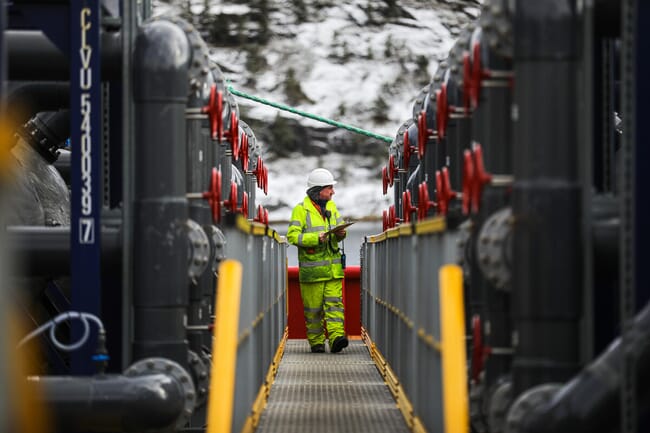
left=29, top=373, right=185, bottom=432
left=133, top=19, right=190, bottom=369
left=511, top=0, right=583, bottom=394
left=511, top=301, right=650, bottom=433
left=6, top=30, right=122, bottom=81
left=6, top=225, right=121, bottom=276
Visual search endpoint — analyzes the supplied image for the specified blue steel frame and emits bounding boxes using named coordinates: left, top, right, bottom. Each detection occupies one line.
left=69, top=1, right=102, bottom=375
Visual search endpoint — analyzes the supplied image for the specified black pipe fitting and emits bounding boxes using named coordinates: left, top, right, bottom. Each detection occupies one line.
left=133, top=18, right=191, bottom=369
left=6, top=30, right=122, bottom=81
left=6, top=225, right=121, bottom=277
left=30, top=373, right=186, bottom=432
left=510, top=302, right=650, bottom=433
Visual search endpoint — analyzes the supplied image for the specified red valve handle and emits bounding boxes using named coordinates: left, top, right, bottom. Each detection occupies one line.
left=418, top=183, right=426, bottom=221
left=225, top=181, right=237, bottom=213
left=256, top=204, right=263, bottom=222
left=462, top=150, right=474, bottom=215
left=388, top=205, right=396, bottom=228
left=240, top=133, right=249, bottom=172
left=240, top=192, right=248, bottom=217
left=202, top=167, right=222, bottom=223
left=403, top=130, right=412, bottom=168
left=436, top=83, right=449, bottom=140
left=229, top=112, right=239, bottom=157
left=470, top=314, right=491, bottom=383
left=418, top=181, right=437, bottom=221
left=402, top=190, right=416, bottom=223
left=255, top=157, right=264, bottom=189
left=263, top=164, right=268, bottom=195
left=471, top=143, right=492, bottom=214
left=382, top=209, right=389, bottom=231
left=388, top=154, right=397, bottom=186
left=417, top=111, right=427, bottom=158
left=202, top=85, right=224, bottom=141
left=436, top=167, right=457, bottom=215
left=382, top=166, right=389, bottom=195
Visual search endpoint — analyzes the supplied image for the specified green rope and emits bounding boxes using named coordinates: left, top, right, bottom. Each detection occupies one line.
left=227, top=85, right=393, bottom=143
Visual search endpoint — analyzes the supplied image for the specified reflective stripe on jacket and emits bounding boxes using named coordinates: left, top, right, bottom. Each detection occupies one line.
left=286, top=196, right=346, bottom=282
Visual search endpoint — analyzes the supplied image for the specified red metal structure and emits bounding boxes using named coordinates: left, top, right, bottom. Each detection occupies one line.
left=287, top=266, right=362, bottom=338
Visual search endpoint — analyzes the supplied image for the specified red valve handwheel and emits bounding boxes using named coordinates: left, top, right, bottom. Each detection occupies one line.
left=226, top=182, right=237, bottom=213
left=470, top=314, right=491, bottom=383
left=388, top=154, right=396, bottom=186
left=418, top=181, right=436, bottom=221
left=382, top=166, right=389, bottom=195
left=462, top=150, right=474, bottom=215
left=436, top=167, right=457, bottom=215
left=202, top=85, right=224, bottom=141
left=202, top=167, right=222, bottom=223
left=263, top=164, right=268, bottom=195
left=229, top=112, right=239, bottom=157
left=418, top=183, right=426, bottom=220
left=382, top=209, right=389, bottom=232
left=471, top=144, right=492, bottom=214
left=417, top=111, right=427, bottom=158
left=436, top=83, right=449, bottom=140
left=241, top=192, right=248, bottom=216
left=402, top=190, right=416, bottom=223
left=403, top=130, right=412, bottom=168
left=255, top=157, right=264, bottom=189
left=240, top=134, right=249, bottom=171
left=389, top=205, right=396, bottom=228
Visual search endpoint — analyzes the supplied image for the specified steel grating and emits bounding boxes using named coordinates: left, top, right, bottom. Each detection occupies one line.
left=256, top=340, right=411, bottom=433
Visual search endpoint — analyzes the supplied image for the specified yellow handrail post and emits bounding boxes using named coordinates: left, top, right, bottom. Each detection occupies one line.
left=207, top=259, right=243, bottom=433
left=439, top=264, right=469, bottom=433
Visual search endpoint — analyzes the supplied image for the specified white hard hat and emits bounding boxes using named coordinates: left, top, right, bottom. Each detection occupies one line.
left=307, top=168, right=337, bottom=188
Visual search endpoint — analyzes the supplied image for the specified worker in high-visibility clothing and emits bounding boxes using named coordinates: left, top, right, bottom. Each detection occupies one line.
left=287, top=168, right=349, bottom=353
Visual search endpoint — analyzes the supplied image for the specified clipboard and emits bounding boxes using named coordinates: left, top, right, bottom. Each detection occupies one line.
left=323, top=221, right=355, bottom=236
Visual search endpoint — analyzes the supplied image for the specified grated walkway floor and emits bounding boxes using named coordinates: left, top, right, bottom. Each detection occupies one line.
left=256, top=339, right=411, bottom=433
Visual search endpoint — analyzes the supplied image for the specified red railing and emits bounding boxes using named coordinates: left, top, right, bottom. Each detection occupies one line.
left=287, top=265, right=361, bottom=338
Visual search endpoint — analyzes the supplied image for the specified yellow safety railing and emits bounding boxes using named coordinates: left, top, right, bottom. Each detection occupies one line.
left=207, top=259, right=243, bottom=433
left=440, top=265, right=468, bottom=433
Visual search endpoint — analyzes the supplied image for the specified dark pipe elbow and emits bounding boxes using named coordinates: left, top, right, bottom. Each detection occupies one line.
left=6, top=225, right=121, bottom=277
left=134, top=20, right=191, bottom=103
left=516, top=302, right=650, bottom=433
left=31, top=373, right=185, bottom=432
left=6, top=30, right=122, bottom=81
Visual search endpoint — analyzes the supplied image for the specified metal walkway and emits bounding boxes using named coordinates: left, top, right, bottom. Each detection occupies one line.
left=256, top=339, right=411, bottom=433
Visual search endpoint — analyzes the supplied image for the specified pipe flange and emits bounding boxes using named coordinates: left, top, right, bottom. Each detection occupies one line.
left=456, top=219, right=473, bottom=282
left=124, top=357, right=196, bottom=429
left=486, top=379, right=512, bottom=433
left=187, top=219, right=210, bottom=282
left=188, top=350, right=210, bottom=406
left=505, top=383, right=561, bottom=433
left=476, top=207, right=512, bottom=291
left=204, top=224, right=226, bottom=273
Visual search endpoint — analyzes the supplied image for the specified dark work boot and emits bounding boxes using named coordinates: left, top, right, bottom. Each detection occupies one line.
left=311, top=344, right=325, bottom=353
left=330, top=336, right=349, bottom=353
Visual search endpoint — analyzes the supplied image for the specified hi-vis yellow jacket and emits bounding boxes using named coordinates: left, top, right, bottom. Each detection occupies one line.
left=287, top=196, right=347, bottom=282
